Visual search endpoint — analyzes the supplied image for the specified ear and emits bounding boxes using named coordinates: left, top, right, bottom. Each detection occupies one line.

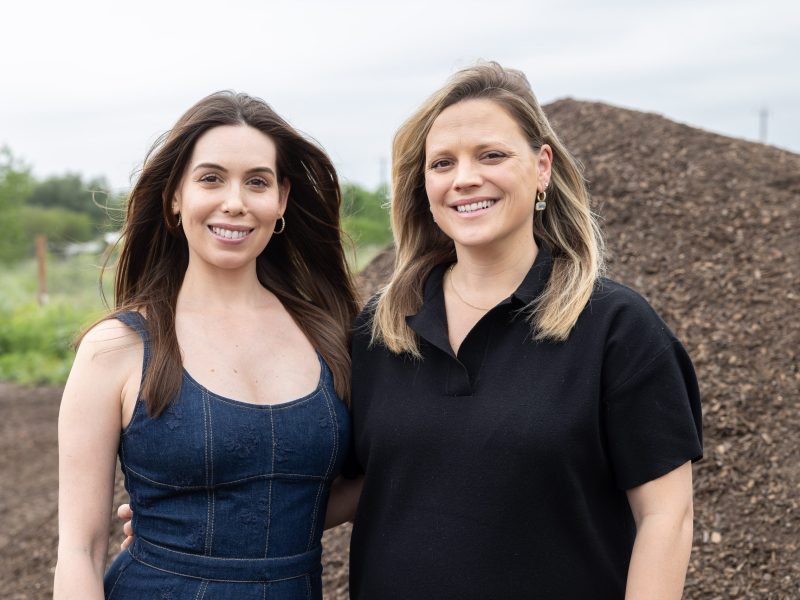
left=171, top=192, right=181, bottom=215
left=537, top=144, right=554, bottom=192
left=278, top=177, right=291, bottom=214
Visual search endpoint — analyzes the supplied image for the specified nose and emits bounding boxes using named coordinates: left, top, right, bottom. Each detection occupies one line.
left=222, top=184, right=247, bottom=215
left=452, top=159, right=482, bottom=191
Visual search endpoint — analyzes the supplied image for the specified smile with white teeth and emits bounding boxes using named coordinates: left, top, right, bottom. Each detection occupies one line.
left=456, top=200, right=496, bottom=213
left=210, top=226, right=252, bottom=240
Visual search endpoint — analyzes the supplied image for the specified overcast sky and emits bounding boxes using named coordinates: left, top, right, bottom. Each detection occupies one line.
left=1, top=0, right=798, bottom=192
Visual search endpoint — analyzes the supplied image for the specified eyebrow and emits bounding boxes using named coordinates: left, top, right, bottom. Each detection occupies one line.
left=426, top=141, right=511, bottom=155
left=192, top=162, right=276, bottom=177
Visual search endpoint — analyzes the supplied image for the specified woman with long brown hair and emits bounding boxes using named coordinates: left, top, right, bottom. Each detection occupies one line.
left=347, top=62, right=702, bottom=598
left=54, top=91, right=359, bottom=599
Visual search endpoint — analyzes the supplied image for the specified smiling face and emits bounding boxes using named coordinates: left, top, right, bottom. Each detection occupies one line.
left=172, top=124, right=290, bottom=273
left=424, top=98, right=552, bottom=255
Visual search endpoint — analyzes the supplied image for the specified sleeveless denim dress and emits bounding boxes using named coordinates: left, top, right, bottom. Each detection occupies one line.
left=103, top=312, right=351, bottom=599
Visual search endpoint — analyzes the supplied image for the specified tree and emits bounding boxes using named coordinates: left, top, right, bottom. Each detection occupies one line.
left=0, top=146, right=35, bottom=262
left=340, top=183, right=392, bottom=246
left=26, top=173, right=119, bottom=227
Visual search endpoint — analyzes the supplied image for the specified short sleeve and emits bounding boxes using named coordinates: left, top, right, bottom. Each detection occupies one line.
left=601, top=288, right=703, bottom=490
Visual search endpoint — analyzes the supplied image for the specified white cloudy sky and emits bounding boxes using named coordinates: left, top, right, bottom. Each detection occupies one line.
left=1, top=0, right=798, bottom=192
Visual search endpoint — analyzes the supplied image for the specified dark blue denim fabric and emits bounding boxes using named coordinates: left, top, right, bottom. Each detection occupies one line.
left=103, top=312, right=350, bottom=599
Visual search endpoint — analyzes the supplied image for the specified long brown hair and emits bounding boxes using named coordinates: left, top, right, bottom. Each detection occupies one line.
left=98, top=91, right=358, bottom=416
left=373, top=61, right=604, bottom=355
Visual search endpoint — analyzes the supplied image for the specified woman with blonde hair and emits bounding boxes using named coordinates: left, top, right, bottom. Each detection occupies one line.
left=347, top=62, right=702, bottom=598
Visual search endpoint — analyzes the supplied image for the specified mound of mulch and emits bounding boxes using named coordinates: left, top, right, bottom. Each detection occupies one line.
left=354, top=99, right=800, bottom=599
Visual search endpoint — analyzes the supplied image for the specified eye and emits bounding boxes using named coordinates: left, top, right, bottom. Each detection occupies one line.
left=247, top=176, right=270, bottom=188
left=429, top=158, right=453, bottom=171
left=481, top=151, right=507, bottom=162
left=198, top=173, right=221, bottom=184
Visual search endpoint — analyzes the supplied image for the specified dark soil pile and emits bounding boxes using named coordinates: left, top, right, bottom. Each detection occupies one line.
left=1, top=100, right=797, bottom=599
left=357, top=99, right=800, bottom=598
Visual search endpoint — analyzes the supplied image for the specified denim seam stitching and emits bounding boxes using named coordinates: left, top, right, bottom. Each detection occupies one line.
left=264, top=405, right=275, bottom=558
left=203, top=388, right=212, bottom=556
left=208, top=388, right=216, bottom=556
left=122, top=467, right=326, bottom=489
left=137, top=537, right=320, bottom=561
left=129, top=554, right=311, bottom=583
left=194, top=579, right=208, bottom=600
left=306, top=384, right=338, bottom=550
left=105, top=552, right=132, bottom=598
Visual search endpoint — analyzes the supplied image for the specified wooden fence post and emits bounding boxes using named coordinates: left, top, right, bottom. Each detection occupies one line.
left=35, top=235, right=48, bottom=306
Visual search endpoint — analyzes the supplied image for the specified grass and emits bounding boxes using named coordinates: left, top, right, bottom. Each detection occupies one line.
left=0, top=253, right=110, bottom=385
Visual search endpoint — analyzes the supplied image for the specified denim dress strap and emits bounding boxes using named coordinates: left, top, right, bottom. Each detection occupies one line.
left=114, top=311, right=151, bottom=380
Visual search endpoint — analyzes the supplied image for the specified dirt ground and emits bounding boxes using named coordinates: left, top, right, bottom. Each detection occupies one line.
left=1, top=99, right=798, bottom=598
left=0, top=381, right=353, bottom=600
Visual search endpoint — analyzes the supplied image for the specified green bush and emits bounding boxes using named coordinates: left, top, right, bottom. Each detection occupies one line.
left=0, top=351, right=73, bottom=386
left=0, top=299, right=99, bottom=385
left=341, top=184, right=392, bottom=248
left=17, top=205, right=95, bottom=250
left=0, top=255, right=107, bottom=385
left=342, top=215, right=393, bottom=247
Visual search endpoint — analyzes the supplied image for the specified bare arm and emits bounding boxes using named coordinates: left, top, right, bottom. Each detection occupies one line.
left=324, top=475, right=363, bottom=529
left=625, top=461, right=694, bottom=600
left=53, top=321, right=140, bottom=599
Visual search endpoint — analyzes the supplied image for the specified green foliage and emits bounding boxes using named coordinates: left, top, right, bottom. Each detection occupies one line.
left=0, top=255, right=108, bottom=385
left=0, top=146, right=126, bottom=264
left=0, top=146, right=35, bottom=262
left=18, top=206, right=94, bottom=249
left=340, top=183, right=392, bottom=247
left=27, top=172, right=122, bottom=229
left=0, top=300, right=90, bottom=385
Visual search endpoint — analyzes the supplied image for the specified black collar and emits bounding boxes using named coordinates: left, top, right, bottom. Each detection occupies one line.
left=406, top=243, right=554, bottom=356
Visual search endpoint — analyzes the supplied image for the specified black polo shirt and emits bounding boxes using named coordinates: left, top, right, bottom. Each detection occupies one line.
left=348, top=244, right=703, bottom=599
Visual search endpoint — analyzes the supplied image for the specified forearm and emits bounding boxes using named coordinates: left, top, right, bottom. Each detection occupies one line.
left=625, top=512, right=693, bottom=600
left=53, top=545, right=108, bottom=600
left=324, top=476, right=363, bottom=529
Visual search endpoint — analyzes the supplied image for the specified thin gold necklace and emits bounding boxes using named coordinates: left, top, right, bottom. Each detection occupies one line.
left=447, top=264, right=494, bottom=311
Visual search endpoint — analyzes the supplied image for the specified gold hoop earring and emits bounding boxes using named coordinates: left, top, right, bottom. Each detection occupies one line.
left=173, top=213, right=182, bottom=228
left=273, top=216, right=286, bottom=234
left=535, top=191, right=547, bottom=211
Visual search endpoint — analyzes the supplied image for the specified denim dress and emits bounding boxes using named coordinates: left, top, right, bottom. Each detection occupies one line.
left=103, top=312, right=351, bottom=599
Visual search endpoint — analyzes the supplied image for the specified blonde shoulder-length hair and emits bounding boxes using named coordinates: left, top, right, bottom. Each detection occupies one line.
left=371, top=61, right=604, bottom=357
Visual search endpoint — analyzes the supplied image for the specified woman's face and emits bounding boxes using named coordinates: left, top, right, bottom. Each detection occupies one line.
left=424, top=98, right=551, bottom=254
left=172, top=124, right=290, bottom=273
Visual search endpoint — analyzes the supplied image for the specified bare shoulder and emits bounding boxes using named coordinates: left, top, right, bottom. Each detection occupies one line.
left=70, top=317, right=143, bottom=387
left=79, top=317, right=141, bottom=352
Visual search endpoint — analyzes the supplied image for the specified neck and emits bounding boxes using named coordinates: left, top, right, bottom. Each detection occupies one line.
left=177, top=259, right=272, bottom=313
left=451, top=235, right=538, bottom=292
